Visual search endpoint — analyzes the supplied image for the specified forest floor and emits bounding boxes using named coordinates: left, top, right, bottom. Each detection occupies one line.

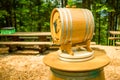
left=0, top=45, right=120, bottom=80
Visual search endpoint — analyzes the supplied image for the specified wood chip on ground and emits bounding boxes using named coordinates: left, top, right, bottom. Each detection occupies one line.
left=0, top=45, right=120, bottom=80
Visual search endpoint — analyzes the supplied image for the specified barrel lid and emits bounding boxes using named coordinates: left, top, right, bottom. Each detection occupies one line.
left=43, top=47, right=110, bottom=71
left=50, top=8, right=62, bottom=44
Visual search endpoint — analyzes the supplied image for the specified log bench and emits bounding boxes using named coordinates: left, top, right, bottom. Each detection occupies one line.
left=0, top=32, right=97, bottom=53
left=0, top=41, right=54, bottom=53
left=115, top=42, right=120, bottom=46
left=0, top=32, right=53, bottom=53
left=108, top=31, right=120, bottom=45
left=108, top=37, right=120, bottom=40
left=0, top=42, right=52, bottom=45
left=109, top=31, right=120, bottom=35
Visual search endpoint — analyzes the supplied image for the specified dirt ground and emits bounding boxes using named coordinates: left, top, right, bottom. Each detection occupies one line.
left=0, top=45, right=120, bottom=80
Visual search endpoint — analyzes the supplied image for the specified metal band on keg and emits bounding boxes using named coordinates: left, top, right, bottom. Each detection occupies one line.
left=86, top=9, right=94, bottom=40
left=82, top=9, right=89, bottom=42
left=86, top=9, right=91, bottom=39
left=62, top=8, right=69, bottom=44
left=51, top=68, right=101, bottom=80
left=87, top=10, right=95, bottom=39
left=57, top=8, right=64, bottom=44
left=66, top=8, right=72, bottom=43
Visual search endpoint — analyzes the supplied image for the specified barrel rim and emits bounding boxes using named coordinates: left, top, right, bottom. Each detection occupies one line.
left=50, top=8, right=62, bottom=44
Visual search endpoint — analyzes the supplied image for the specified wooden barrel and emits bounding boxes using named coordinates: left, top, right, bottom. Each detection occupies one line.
left=50, top=8, right=94, bottom=44
left=50, top=68, right=105, bottom=80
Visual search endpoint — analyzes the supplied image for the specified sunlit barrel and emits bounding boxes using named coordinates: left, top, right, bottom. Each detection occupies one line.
left=50, top=8, right=94, bottom=44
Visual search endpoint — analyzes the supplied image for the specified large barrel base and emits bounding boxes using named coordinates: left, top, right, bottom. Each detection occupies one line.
left=50, top=68, right=105, bottom=80
left=43, top=48, right=110, bottom=80
left=43, top=47, right=110, bottom=71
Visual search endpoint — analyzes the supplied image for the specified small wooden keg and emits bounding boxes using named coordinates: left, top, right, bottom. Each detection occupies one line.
left=50, top=8, right=94, bottom=55
left=50, top=8, right=94, bottom=45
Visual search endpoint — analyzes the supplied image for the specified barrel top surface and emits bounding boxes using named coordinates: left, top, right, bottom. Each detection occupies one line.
left=43, top=48, right=110, bottom=71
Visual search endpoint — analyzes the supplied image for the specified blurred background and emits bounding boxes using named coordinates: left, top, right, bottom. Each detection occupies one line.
left=0, top=0, right=120, bottom=45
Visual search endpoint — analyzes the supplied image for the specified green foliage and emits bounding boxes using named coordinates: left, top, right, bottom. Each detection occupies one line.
left=0, top=0, right=57, bottom=32
left=95, top=3, right=115, bottom=13
left=67, top=0, right=77, bottom=7
left=0, top=10, right=9, bottom=17
left=90, top=0, right=116, bottom=45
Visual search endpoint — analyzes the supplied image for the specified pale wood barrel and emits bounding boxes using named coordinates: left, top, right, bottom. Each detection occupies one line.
left=50, top=8, right=94, bottom=44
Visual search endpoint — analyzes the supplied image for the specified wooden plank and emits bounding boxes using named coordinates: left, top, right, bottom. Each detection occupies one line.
left=109, top=31, right=120, bottom=35
left=15, top=50, right=39, bottom=55
left=108, top=37, right=120, bottom=40
left=0, top=41, right=96, bottom=47
left=0, top=32, right=51, bottom=36
left=91, top=42, right=96, bottom=45
left=115, top=42, right=120, bottom=46
left=0, top=42, right=53, bottom=45
left=19, top=36, right=39, bottom=39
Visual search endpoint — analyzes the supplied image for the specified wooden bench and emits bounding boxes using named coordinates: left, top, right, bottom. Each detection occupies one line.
left=0, top=32, right=51, bottom=36
left=0, top=32, right=97, bottom=53
left=109, top=31, right=120, bottom=35
left=0, top=32, right=53, bottom=53
left=0, top=42, right=53, bottom=45
left=108, top=31, right=120, bottom=45
left=115, top=42, right=120, bottom=46
left=108, top=37, right=120, bottom=40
